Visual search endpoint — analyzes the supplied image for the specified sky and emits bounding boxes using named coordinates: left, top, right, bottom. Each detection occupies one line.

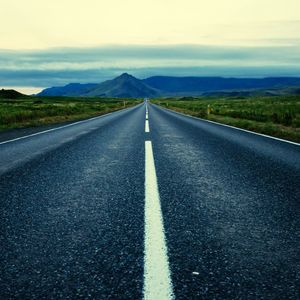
left=1, top=0, right=300, bottom=93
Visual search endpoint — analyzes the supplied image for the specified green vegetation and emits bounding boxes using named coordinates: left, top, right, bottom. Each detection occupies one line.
left=152, top=95, right=300, bottom=143
left=0, top=96, right=141, bottom=130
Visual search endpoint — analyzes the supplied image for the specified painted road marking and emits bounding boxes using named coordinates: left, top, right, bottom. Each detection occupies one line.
left=145, top=120, right=150, bottom=132
left=0, top=114, right=112, bottom=146
left=0, top=104, right=141, bottom=146
left=146, top=112, right=148, bottom=120
left=144, top=141, right=173, bottom=300
left=155, top=104, right=300, bottom=146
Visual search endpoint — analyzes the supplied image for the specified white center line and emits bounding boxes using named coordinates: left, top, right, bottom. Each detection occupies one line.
left=145, top=120, right=150, bottom=132
left=144, top=141, right=174, bottom=300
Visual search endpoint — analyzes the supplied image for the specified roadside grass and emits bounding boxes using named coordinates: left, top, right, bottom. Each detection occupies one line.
left=0, top=96, right=142, bottom=130
left=152, top=95, right=300, bottom=143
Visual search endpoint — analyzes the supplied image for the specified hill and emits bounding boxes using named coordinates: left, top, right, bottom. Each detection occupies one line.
left=85, top=73, right=159, bottom=97
left=0, top=89, right=27, bottom=99
left=201, top=86, right=300, bottom=97
left=143, top=76, right=300, bottom=95
left=38, top=83, right=98, bottom=97
left=38, top=73, right=160, bottom=98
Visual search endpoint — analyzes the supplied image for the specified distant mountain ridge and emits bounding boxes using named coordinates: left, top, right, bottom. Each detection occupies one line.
left=37, top=74, right=300, bottom=98
left=38, top=83, right=98, bottom=97
left=143, top=76, right=300, bottom=94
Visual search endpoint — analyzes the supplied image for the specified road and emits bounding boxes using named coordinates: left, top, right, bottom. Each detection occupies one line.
left=0, top=102, right=299, bottom=299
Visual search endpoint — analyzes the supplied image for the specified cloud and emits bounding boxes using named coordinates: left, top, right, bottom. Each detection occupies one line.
left=0, top=45, right=300, bottom=87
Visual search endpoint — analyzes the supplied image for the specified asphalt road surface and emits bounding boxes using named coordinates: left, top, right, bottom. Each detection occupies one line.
left=1, top=102, right=299, bottom=299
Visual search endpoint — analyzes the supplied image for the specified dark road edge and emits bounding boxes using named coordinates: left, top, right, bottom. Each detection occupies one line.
left=151, top=103, right=300, bottom=147
left=0, top=103, right=143, bottom=145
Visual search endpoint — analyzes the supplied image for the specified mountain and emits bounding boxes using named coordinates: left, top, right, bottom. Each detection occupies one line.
left=143, top=76, right=300, bottom=95
left=0, top=89, right=27, bottom=99
left=37, top=74, right=300, bottom=98
left=85, top=73, right=159, bottom=97
left=37, top=73, right=160, bottom=98
left=202, top=86, right=300, bottom=97
left=37, top=83, right=98, bottom=97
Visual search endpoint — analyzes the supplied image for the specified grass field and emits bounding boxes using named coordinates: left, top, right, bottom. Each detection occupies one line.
left=0, top=96, right=141, bottom=131
left=152, top=95, right=300, bottom=143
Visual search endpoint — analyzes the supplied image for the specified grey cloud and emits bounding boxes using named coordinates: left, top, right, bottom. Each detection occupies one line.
left=2, top=44, right=300, bottom=64
left=0, top=45, right=300, bottom=87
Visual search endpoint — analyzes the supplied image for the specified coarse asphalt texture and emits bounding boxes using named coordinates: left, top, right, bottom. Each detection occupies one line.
left=0, top=101, right=299, bottom=299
